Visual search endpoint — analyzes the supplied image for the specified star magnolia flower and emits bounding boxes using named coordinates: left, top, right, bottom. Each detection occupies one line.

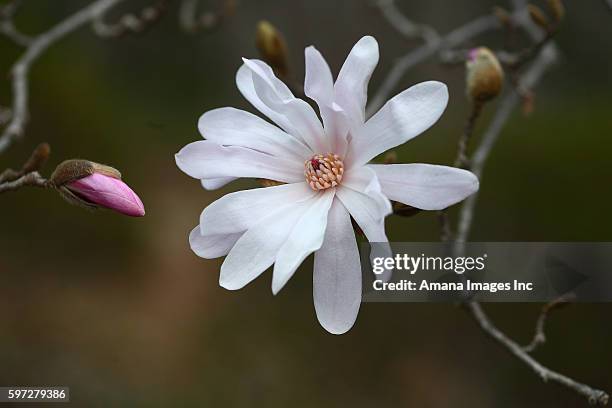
left=176, top=36, right=479, bottom=334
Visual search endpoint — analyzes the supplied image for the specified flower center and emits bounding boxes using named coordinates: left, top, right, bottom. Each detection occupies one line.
left=305, top=153, right=344, bottom=191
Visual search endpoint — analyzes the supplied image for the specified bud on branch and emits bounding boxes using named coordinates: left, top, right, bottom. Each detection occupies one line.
left=50, top=160, right=145, bottom=217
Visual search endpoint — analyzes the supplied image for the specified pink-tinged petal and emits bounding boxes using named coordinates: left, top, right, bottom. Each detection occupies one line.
left=67, top=173, right=145, bottom=217
left=348, top=81, right=449, bottom=167
left=334, top=36, right=379, bottom=127
left=198, top=107, right=310, bottom=161
left=369, top=163, right=479, bottom=210
left=313, top=198, right=361, bottom=335
left=175, top=140, right=304, bottom=183
left=272, top=189, right=335, bottom=294
left=236, top=59, right=327, bottom=153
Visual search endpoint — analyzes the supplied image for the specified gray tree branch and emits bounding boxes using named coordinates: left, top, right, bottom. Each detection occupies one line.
left=0, top=0, right=123, bottom=155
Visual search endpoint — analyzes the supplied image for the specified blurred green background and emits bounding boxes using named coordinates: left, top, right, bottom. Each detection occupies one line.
left=1, top=1, right=611, bottom=407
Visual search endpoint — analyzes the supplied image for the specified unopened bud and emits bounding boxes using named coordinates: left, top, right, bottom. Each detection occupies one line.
left=546, top=0, right=564, bottom=22
left=466, top=47, right=504, bottom=103
left=22, top=142, right=50, bottom=173
left=50, top=160, right=144, bottom=217
left=255, top=20, right=289, bottom=76
left=527, top=4, right=550, bottom=31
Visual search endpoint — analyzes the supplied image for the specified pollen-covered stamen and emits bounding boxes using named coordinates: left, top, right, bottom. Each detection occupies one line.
left=305, top=153, right=344, bottom=191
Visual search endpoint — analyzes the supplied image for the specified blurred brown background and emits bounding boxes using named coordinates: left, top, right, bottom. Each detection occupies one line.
left=1, top=0, right=611, bottom=406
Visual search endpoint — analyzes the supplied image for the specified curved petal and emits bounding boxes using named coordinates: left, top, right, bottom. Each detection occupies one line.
left=175, top=140, right=303, bottom=183
left=313, top=198, right=362, bottom=335
left=336, top=187, right=389, bottom=244
left=219, top=200, right=308, bottom=290
left=304, top=46, right=334, bottom=108
left=199, top=107, right=311, bottom=161
left=304, top=46, right=350, bottom=156
left=237, top=59, right=327, bottom=153
left=272, top=189, right=335, bottom=294
left=199, top=182, right=314, bottom=236
left=189, top=226, right=241, bottom=259
left=334, top=36, right=379, bottom=127
left=341, top=166, right=392, bottom=217
left=201, top=177, right=236, bottom=190
left=369, top=163, right=479, bottom=210
left=348, top=81, right=449, bottom=166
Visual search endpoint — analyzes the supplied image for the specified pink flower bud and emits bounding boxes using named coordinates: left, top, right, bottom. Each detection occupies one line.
left=66, top=173, right=145, bottom=217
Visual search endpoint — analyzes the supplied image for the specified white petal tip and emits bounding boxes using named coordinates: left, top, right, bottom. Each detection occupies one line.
left=219, top=276, right=244, bottom=291
left=320, top=320, right=355, bottom=335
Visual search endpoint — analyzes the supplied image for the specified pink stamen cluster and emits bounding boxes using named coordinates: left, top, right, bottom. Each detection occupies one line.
left=305, top=153, right=344, bottom=191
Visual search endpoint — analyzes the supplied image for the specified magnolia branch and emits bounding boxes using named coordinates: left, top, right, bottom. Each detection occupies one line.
left=374, top=0, right=439, bottom=44
left=467, top=301, right=608, bottom=405
left=374, top=1, right=609, bottom=404
left=0, top=171, right=47, bottom=193
left=92, top=0, right=168, bottom=38
left=0, top=0, right=124, bottom=155
left=367, top=9, right=518, bottom=117
left=0, top=1, right=32, bottom=46
left=451, top=12, right=609, bottom=408
left=179, top=0, right=235, bottom=33
left=522, top=293, right=575, bottom=353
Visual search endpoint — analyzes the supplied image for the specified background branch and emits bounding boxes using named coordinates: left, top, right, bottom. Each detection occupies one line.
left=0, top=171, right=47, bottom=193
left=523, top=293, right=575, bottom=353
left=179, top=0, right=235, bottom=33
left=374, top=0, right=439, bottom=44
left=467, top=301, right=609, bottom=405
left=92, top=0, right=169, bottom=38
left=0, top=0, right=124, bottom=155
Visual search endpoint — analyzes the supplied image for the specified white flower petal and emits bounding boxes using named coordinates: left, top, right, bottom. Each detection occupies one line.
left=336, top=186, right=388, bottom=243
left=313, top=198, right=362, bottom=335
left=304, top=47, right=351, bottom=156
left=189, top=226, right=241, bottom=259
left=199, top=107, right=311, bottom=161
left=175, top=140, right=303, bottom=183
left=219, top=201, right=307, bottom=290
left=272, top=189, right=335, bottom=294
left=201, top=177, right=236, bottom=190
left=320, top=103, right=351, bottom=158
left=341, top=166, right=392, bottom=217
left=369, top=163, right=479, bottom=210
left=304, top=46, right=334, bottom=107
left=199, top=182, right=314, bottom=236
left=334, top=36, right=379, bottom=127
left=237, top=59, right=328, bottom=153
left=349, top=81, right=449, bottom=166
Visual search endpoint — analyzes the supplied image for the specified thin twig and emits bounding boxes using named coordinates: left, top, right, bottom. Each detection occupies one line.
left=179, top=0, right=235, bottom=33
left=455, top=101, right=484, bottom=168
left=92, top=0, right=169, bottom=38
left=467, top=301, right=609, bottom=405
left=0, top=0, right=33, bottom=46
left=523, top=293, right=576, bottom=353
left=374, top=0, right=439, bottom=44
left=0, top=171, right=47, bottom=193
left=0, top=0, right=123, bottom=155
